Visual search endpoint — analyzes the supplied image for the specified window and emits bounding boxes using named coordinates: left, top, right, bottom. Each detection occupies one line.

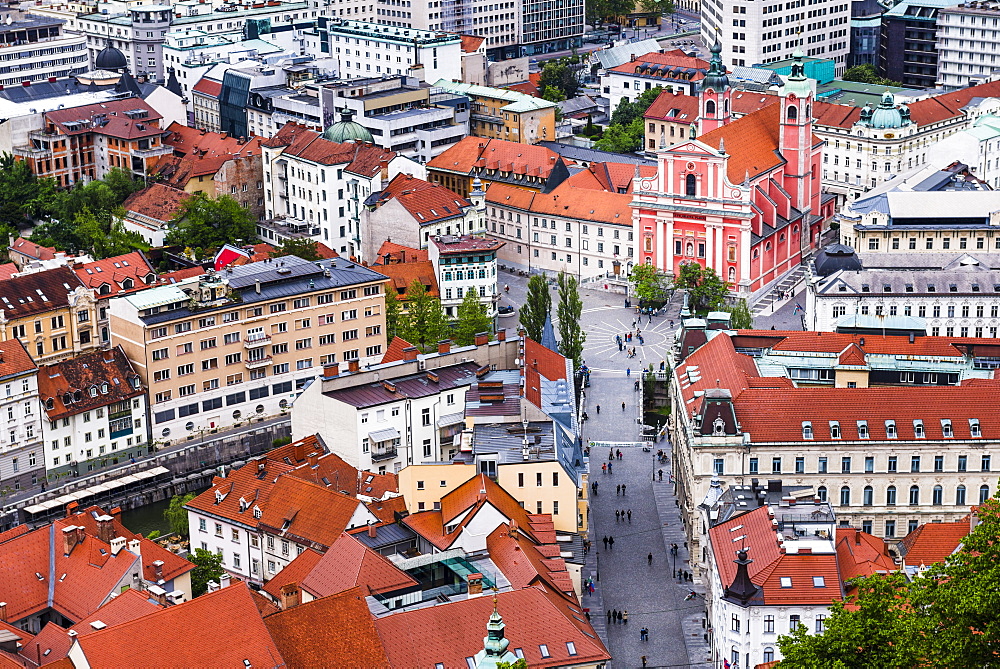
left=911, top=456, right=921, bottom=473
left=829, top=422, right=840, bottom=439
left=713, top=458, right=724, bottom=475
left=865, top=456, right=874, bottom=473
left=983, top=455, right=992, bottom=472
left=885, top=520, right=896, bottom=538
left=817, top=485, right=827, bottom=502
left=816, top=615, right=826, bottom=632
left=933, top=485, right=943, bottom=506
left=909, top=485, right=920, bottom=505
left=956, top=485, right=966, bottom=505
left=789, top=614, right=801, bottom=632
left=749, top=457, right=758, bottom=474
left=840, top=486, right=851, bottom=506
left=959, top=455, right=968, bottom=472
left=934, top=455, right=944, bottom=472
left=795, top=456, right=804, bottom=474
left=818, top=456, right=828, bottom=473
left=685, top=174, right=696, bottom=196
left=764, top=615, right=775, bottom=633
left=857, top=421, right=869, bottom=439
left=802, top=422, right=813, bottom=439
left=888, top=456, right=897, bottom=473
left=942, top=420, right=953, bottom=438
left=764, top=648, right=775, bottom=663
left=732, top=613, right=741, bottom=632
left=841, top=456, right=851, bottom=473
left=863, top=485, right=873, bottom=506
left=886, top=485, right=897, bottom=506
left=772, top=457, right=781, bottom=473
left=981, top=485, right=991, bottom=504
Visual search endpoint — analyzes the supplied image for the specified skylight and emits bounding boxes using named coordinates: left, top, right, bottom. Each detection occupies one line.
left=813, top=576, right=826, bottom=587
left=780, top=577, right=793, bottom=588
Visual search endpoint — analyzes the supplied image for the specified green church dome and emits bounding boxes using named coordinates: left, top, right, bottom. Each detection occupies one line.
left=321, top=108, right=374, bottom=144
left=861, top=91, right=912, bottom=129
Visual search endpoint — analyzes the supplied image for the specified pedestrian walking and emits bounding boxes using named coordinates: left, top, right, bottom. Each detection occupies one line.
left=627, top=509, right=632, bottom=523
left=658, top=469, right=663, bottom=481
left=608, top=536, right=615, bottom=550
left=640, top=627, right=649, bottom=642
left=615, top=510, right=620, bottom=522
left=608, top=462, right=613, bottom=474
left=660, top=360, right=665, bottom=371
left=616, top=484, right=621, bottom=496
left=616, top=610, right=622, bottom=624
left=622, top=484, right=627, bottom=496
left=622, top=401, right=626, bottom=411
left=617, top=449, right=622, bottom=460
left=596, top=404, right=600, bottom=414
left=623, top=610, right=629, bottom=624
left=607, top=610, right=612, bottom=624
left=641, top=655, right=648, bottom=668
left=601, top=462, right=607, bottom=475
left=647, top=552, right=653, bottom=566
left=634, top=379, right=640, bottom=391
left=602, top=536, right=608, bottom=550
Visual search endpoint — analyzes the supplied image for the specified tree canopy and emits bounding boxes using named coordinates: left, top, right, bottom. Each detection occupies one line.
left=0, top=153, right=57, bottom=236
left=640, top=0, right=675, bottom=13
left=163, top=492, right=196, bottom=537
left=629, top=264, right=671, bottom=307
left=595, top=87, right=663, bottom=153
left=165, top=192, right=257, bottom=260
left=556, top=271, right=586, bottom=369
left=672, top=263, right=730, bottom=313
left=271, top=237, right=323, bottom=262
left=777, top=491, right=1000, bottom=667
left=397, top=280, right=449, bottom=351
left=453, top=290, right=493, bottom=346
left=588, top=0, right=635, bottom=24
left=841, top=64, right=902, bottom=87
left=384, top=281, right=404, bottom=342
left=519, top=274, right=551, bottom=342
left=538, top=60, right=580, bottom=99
left=728, top=298, right=753, bottom=329
left=188, top=548, right=226, bottom=597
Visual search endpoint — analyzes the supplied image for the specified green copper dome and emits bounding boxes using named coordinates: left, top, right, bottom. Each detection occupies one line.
left=322, top=108, right=374, bottom=144
left=783, top=47, right=813, bottom=99
left=861, top=90, right=911, bottom=129
left=701, top=37, right=730, bottom=92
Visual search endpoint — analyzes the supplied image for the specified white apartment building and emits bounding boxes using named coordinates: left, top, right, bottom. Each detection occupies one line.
left=926, top=112, right=1000, bottom=189
left=0, top=340, right=44, bottom=494
left=937, top=1, right=1000, bottom=90
left=0, top=12, right=88, bottom=88
left=260, top=122, right=420, bottom=256
left=38, top=346, right=148, bottom=478
left=428, top=234, right=504, bottom=318
left=314, top=19, right=462, bottom=83
left=699, top=0, right=850, bottom=73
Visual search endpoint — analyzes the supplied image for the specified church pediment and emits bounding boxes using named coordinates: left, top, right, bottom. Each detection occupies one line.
left=668, top=141, right=719, bottom=156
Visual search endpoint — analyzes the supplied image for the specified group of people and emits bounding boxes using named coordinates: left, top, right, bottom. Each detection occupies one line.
left=614, top=508, right=632, bottom=523
left=600, top=461, right=614, bottom=474
left=601, top=535, right=616, bottom=550
left=615, top=483, right=628, bottom=496
left=606, top=609, right=628, bottom=625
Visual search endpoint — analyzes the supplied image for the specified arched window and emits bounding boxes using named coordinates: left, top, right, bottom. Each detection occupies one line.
left=724, top=98, right=730, bottom=116
left=886, top=485, right=897, bottom=506
left=787, top=105, right=798, bottom=121
left=685, top=173, right=697, bottom=196
left=909, top=485, right=920, bottom=506
left=933, top=485, right=943, bottom=506
left=840, top=485, right=851, bottom=506
left=705, top=99, right=716, bottom=116
left=956, top=484, right=966, bottom=506
left=779, top=233, right=786, bottom=243
left=728, top=266, right=736, bottom=282
left=765, top=242, right=772, bottom=251
left=763, top=648, right=775, bottom=662
left=806, top=104, right=811, bottom=118
left=817, top=485, right=827, bottom=502
left=863, top=485, right=873, bottom=506
left=980, top=484, right=991, bottom=504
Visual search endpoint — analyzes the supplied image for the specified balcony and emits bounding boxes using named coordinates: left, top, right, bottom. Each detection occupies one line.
left=11, top=145, right=51, bottom=159
left=244, top=333, right=271, bottom=348
left=371, top=448, right=398, bottom=462
left=131, top=145, right=174, bottom=159
left=245, top=355, right=272, bottom=369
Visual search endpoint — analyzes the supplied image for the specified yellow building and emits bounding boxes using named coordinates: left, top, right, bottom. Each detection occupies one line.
left=431, top=79, right=557, bottom=145
left=0, top=266, right=100, bottom=365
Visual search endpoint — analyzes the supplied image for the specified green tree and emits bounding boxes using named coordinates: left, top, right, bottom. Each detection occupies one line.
left=399, top=279, right=449, bottom=351
left=72, top=206, right=150, bottom=259
left=629, top=264, right=670, bottom=307
left=538, top=60, right=579, bottom=99
left=453, top=289, right=493, bottom=346
left=165, top=192, right=256, bottom=258
left=0, top=153, right=56, bottom=232
left=556, top=271, right=586, bottom=369
left=778, top=491, right=1000, bottom=668
left=271, top=237, right=322, bottom=261
left=591, top=0, right=634, bottom=24
left=188, top=548, right=226, bottom=597
left=163, top=492, right=196, bottom=537
left=673, top=263, right=730, bottom=313
left=641, top=0, right=675, bottom=13
left=841, top=63, right=902, bottom=87
left=384, top=281, right=404, bottom=342
left=541, top=85, right=566, bottom=103
left=496, top=660, right=528, bottom=669
left=519, top=274, right=551, bottom=342
left=594, top=118, right=645, bottom=152
left=727, top=298, right=753, bottom=329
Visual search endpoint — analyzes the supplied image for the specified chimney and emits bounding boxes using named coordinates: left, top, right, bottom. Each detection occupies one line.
left=855, top=529, right=862, bottom=545
left=62, top=526, right=78, bottom=555
left=110, top=536, right=127, bottom=556
left=148, top=584, right=167, bottom=605
left=322, top=363, right=340, bottom=378
left=127, top=538, right=141, bottom=560
left=152, top=560, right=164, bottom=581
left=497, top=329, right=506, bottom=342
left=467, top=573, right=484, bottom=596
left=474, top=332, right=488, bottom=346
left=279, top=584, right=299, bottom=610
left=75, top=526, right=86, bottom=543
left=0, top=602, right=6, bottom=623
left=402, top=346, right=419, bottom=361
left=293, top=440, right=305, bottom=463
left=219, top=573, right=231, bottom=588
left=438, top=339, right=452, bottom=355
left=307, top=451, right=319, bottom=467
left=367, top=522, right=377, bottom=538
left=348, top=359, right=360, bottom=373
left=96, top=515, right=115, bottom=544
left=206, top=581, right=220, bottom=593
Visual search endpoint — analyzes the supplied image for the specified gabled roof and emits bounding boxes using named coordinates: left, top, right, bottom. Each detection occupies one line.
left=191, top=76, right=222, bottom=98
left=74, top=583, right=284, bottom=668
left=45, top=98, right=162, bottom=140
left=380, top=335, right=418, bottom=364
left=485, top=180, right=633, bottom=225
left=697, top=102, right=784, bottom=182
left=900, top=518, right=970, bottom=567
left=9, top=237, right=57, bottom=262
left=0, top=266, right=84, bottom=319
left=37, top=346, right=143, bottom=420
left=645, top=90, right=699, bottom=123
left=365, top=496, right=407, bottom=523
left=300, top=532, right=417, bottom=599
left=837, top=342, right=867, bottom=367
left=835, top=528, right=897, bottom=584
left=260, top=122, right=395, bottom=176
left=375, top=260, right=439, bottom=300
left=371, top=173, right=471, bottom=224
left=374, top=240, right=428, bottom=264
left=154, top=122, right=263, bottom=186
left=184, top=459, right=293, bottom=527
left=459, top=33, right=485, bottom=53
left=257, top=476, right=368, bottom=550
left=440, top=473, right=536, bottom=532
left=264, top=587, right=390, bottom=668
left=71, top=251, right=155, bottom=294
left=427, top=136, right=562, bottom=179
left=261, top=547, right=324, bottom=602
left=282, top=449, right=399, bottom=500
left=0, top=338, right=36, bottom=381
left=524, top=337, right=569, bottom=412
left=564, top=162, right=657, bottom=195
left=122, top=184, right=191, bottom=226
left=374, top=586, right=609, bottom=668
left=487, top=524, right=576, bottom=600
left=609, top=49, right=710, bottom=82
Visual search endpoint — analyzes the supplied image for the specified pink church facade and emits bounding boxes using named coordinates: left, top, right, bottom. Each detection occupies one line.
left=631, top=45, right=835, bottom=294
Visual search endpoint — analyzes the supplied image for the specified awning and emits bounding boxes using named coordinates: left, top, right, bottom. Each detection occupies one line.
left=437, top=412, right=466, bottom=428
left=368, top=427, right=400, bottom=443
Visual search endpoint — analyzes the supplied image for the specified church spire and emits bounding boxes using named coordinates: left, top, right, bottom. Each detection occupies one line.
left=724, top=549, right=760, bottom=605
left=701, top=35, right=730, bottom=92
left=474, top=594, right=518, bottom=669
left=697, top=33, right=732, bottom=134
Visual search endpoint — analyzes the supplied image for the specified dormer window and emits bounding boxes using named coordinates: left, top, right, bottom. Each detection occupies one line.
left=928, top=284, right=936, bottom=292
left=861, top=284, right=871, bottom=292
left=713, top=417, right=726, bottom=436
left=949, top=284, right=958, bottom=292
left=802, top=421, right=813, bottom=439
left=913, top=420, right=925, bottom=438
left=883, top=284, right=892, bottom=292
left=970, top=419, right=982, bottom=437
left=45, top=398, right=54, bottom=410
left=89, top=386, right=98, bottom=398
left=829, top=421, right=840, bottom=439
left=885, top=420, right=897, bottom=438
left=857, top=421, right=869, bottom=439
left=253, top=506, right=262, bottom=519
left=905, top=284, right=914, bottom=292
left=214, top=490, right=224, bottom=504
left=941, top=419, right=953, bottom=438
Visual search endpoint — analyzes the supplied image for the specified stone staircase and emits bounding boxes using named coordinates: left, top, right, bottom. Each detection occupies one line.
left=749, top=265, right=808, bottom=316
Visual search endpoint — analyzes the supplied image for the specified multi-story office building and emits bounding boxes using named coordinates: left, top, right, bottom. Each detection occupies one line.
left=937, top=0, right=1000, bottom=89
left=519, top=0, right=584, bottom=57
left=431, top=79, right=557, bottom=145
left=699, top=2, right=851, bottom=74
left=0, top=266, right=100, bottom=365
left=109, top=255, right=388, bottom=446
left=878, top=0, right=951, bottom=88
left=849, top=0, right=884, bottom=68
left=38, top=346, right=147, bottom=477
left=0, top=11, right=88, bottom=88
left=671, top=325, right=1000, bottom=575
left=0, top=340, right=44, bottom=494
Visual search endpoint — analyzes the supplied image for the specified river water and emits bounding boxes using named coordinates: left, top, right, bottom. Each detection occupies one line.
left=120, top=496, right=173, bottom=537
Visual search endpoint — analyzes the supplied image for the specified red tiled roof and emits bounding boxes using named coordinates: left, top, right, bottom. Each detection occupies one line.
left=907, top=79, right=1000, bottom=125
left=697, top=103, right=784, bottom=182
left=459, top=34, right=485, bottom=53
left=184, top=459, right=292, bottom=526
left=9, top=237, right=56, bottom=262
left=282, top=449, right=399, bottom=500
left=507, top=72, right=542, bottom=97
left=402, top=509, right=451, bottom=550
left=45, top=98, right=162, bottom=140
left=74, top=583, right=284, bottom=668
left=837, top=342, right=867, bottom=367
left=735, top=330, right=976, bottom=358
left=644, top=89, right=700, bottom=123
left=486, top=181, right=632, bottom=225
left=610, top=49, right=710, bottom=81
left=376, top=260, right=439, bottom=300
left=154, top=122, right=263, bottom=186
left=122, top=183, right=191, bottom=226
left=380, top=335, right=418, bottom=364
left=373, top=173, right=471, bottom=224
left=375, top=240, right=428, bottom=264
left=156, top=266, right=204, bottom=284
left=300, top=532, right=417, bottom=599
left=487, top=524, right=576, bottom=599
left=261, top=547, right=324, bottom=601
left=374, top=586, right=610, bottom=668
left=427, top=136, right=561, bottom=178
left=37, top=346, right=143, bottom=421
left=900, top=519, right=970, bottom=567
left=191, top=77, right=222, bottom=98
left=524, top=337, right=569, bottom=411
left=0, top=265, right=84, bottom=319
left=0, top=263, right=16, bottom=280
left=260, top=122, right=394, bottom=175
left=564, top=162, right=657, bottom=195
left=365, top=496, right=407, bottom=524
left=0, top=524, right=30, bottom=545
left=257, top=476, right=369, bottom=550
left=71, top=251, right=155, bottom=294
left=0, top=339, right=36, bottom=381
left=439, top=474, right=538, bottom=541
left=264, top=587, right=391, bottom=668
left=835, top=527, right=897, bottom=585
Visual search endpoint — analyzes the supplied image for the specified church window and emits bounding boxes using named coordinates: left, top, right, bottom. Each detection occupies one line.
left=787, top=105, right=798, bottom=121
left=705, top=100, right=716, bottom=116
left=685, top=174, right=696, bottom=196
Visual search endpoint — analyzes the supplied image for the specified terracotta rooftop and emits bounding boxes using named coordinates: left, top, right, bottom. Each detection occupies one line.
left=835, top=527, right=898, bottom=585
left=300, top=532, right=418, bottom=599
left=73, top=583, right=284, bottom=668
left=900, top=518, right=970, bottom=567
left=375, top=260, right=439, bottom=301
left=486, top=180, right=632, bottom=225
left=371, top=172, right=471, bottom=225
left=564, top=161, right=658, bottom=195
left=260, top=122, right=394, bottom=176
left=191, top=77, right=222, bottom=98
left=374, top=240, right=428, bottom=264
left=282, top=449, right=399, bottom=500
left=71, top=251, right=156, bottom=295
left=459, top=33, right=485, bottom=53
left=37, top=346, right=143, bottom=420
left=261, top=546, right=323, bottom=602
left=9, top=237, right=57, bottom=262
left=45, top=98, right=162, bottom=140
left=264, top=587, right=391, bottom=668
left=0, top=265, right=84, bottom=319
left=697, top=103, right=787, bottom=182
left=524, top=337, right=569, bottom=412
left=380, top=335, right=418, bottom=364
left=365, top=496, right=408, bottom=524
left=427, top=136, right=562, bottom=178
left=644, top=89, right=700, bottom=124
left=257, top=476, right=370, bottom=550
left=506, top=71, right=542, bottom=97
left=0, top=338, right=36, bottom=381
left=184, top=458, right=293, bottom=527
left=487, top=523, right=576, bottom=600
left=154, top=121, right=263, bottom=186
left=121, top=183, right=191, bottom=225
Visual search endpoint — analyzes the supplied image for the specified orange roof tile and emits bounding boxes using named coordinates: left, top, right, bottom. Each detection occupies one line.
left=0, top=263, right=16, bottom=281
left=0, top=339, right=36, bottom=381
left=485, top=181, right=632, bottom=225
left=487, top=524, right=576, bottom=600
left=644, top=89, right=700, bottom=123
left=402, top=509, right=451, bottom=549
left=37, top=346, right=144, bottom=422
left=0, top=266, right=84, bottom=319
left=427, top=137, right=561, bottom=178
left=260, top=122, right=394, bottom=175
left=506, top=72, right=542, bottom=97
left=901, top=519, right=970, bottom=567
left=74, top=583, right=284, bottom=667
left=365, top=496, right=407, bottom=524
left=184, top=459, right=293, bottom=527
left=154, top=122, right=263, bottom=186
left=380, top=335, right=418, bottom=364
left=9, top=236, right=57, bottom=262
left=697, top=103, right=784, bottom=182
left=372, top=173, right=471, bottom=224
left=564, top=162, right=657, bottom=195
left=376, top=260, right=439, bottom=300
left=374, top=587, right=609, bottom=668
left=156, top=266, right=204, bottom=284
left=300, top=532, right=418, bottom=599
left=264, top=587, right=391, bottom=668
left=610, top=50, right=710, bottom=82
left=439, top=474, right=538, bottom=541
left=45, top=98, right=162, bottom=140
left=524, top=337, right=569, bottom=411
left=375, top=240, right=428, bottom=264
left=837, top=342, right=867, bottom=367
left=257, top=476, right=369, bottom=549
left=261, top=547, right=324, bottom=601
left=835, top=527, right=897, bottom=585
left=121, top=183, right=191, bottom=226
left=192, top=77, right=222, bottom=98
left=71, top=251, right=155, bottom=294
left=281, top=446, right=398, bottom=500
left=459, top=34, right=485, bottom=53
